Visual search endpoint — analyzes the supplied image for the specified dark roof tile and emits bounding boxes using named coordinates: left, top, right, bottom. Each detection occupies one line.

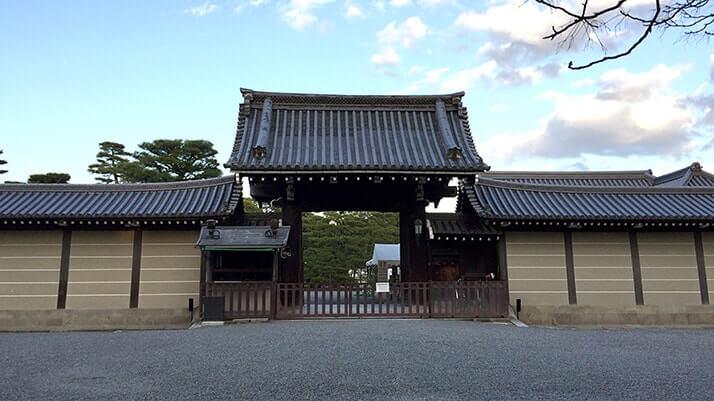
left=0, top=176, right=240, bottom=221
left=461, top=177, right=714, bottom=222
left=226, top=89, right=488, bottom=173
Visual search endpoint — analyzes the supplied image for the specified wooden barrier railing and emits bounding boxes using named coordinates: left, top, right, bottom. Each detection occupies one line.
left=275, top=281, right=508, bottom=319
left=203, top=281, right=508, bottom=320
left=429, top=281, right=509, bottom=318
left=203, top=282, right=272, bottom=319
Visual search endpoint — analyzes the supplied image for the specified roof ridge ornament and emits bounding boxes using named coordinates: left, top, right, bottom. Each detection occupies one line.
left=435, top=99, right=463, bottom=161
left=252, top=97, right=272, bottom=160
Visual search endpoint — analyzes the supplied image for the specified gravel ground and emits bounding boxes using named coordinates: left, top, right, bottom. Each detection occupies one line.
left=1, top=320, right=712, bottom=401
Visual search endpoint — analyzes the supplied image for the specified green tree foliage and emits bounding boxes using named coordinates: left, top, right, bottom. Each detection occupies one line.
left=0, top=149, right=7, bottom=175
left=123, top=139, right=222, bottom=182
left=303, top=211, right=399, bottom=283
left=243, top=197, right=280, bottom=214
left=28, top=172, right=71, bottom=184
left=87, top=141, right=131, bottom=183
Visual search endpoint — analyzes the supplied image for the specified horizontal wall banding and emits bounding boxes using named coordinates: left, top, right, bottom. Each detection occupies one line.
left=638, top=232, right=701, bottom=305
left=0, top=231, right=62, bottom=310
left=506, top=232, right=568, bottom=305
left=138, top=231, right=200, bottom=309
left=66, top=231, right=133, bottom=309
left=572, top=232, right=635, bottom=306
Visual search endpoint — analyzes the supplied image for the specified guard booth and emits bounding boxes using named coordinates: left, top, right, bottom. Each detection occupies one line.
left=197, top=221, right=290, bottom=319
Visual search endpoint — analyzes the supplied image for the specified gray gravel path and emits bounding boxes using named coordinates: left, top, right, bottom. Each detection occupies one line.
left=1, top=320, right=712, bottom=401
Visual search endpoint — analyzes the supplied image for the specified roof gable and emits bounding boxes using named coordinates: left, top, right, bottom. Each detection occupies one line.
left=226, top=89, right=487, bottom=173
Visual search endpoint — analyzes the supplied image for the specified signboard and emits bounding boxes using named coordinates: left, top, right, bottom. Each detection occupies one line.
left=376, top=282, right=390, bottom=293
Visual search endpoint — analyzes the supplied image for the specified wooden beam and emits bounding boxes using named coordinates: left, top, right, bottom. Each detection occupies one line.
left=563, top=231, right=577, bottom=305
left=497, top=235, right=508, bottom=282
left=282, top=203, right=303, bottom=283
left=694, top=231, right=710, bottom=305
left=271, top=249, right=279, bottom=320
left=629, top=232, right=644, bottom=305
left=129, top=229, right=143, bottom=308
left=56, top=230, right=72, bottom=309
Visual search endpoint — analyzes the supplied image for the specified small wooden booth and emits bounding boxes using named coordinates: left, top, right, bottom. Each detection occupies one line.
left=196, top=223, right=290, bottom=319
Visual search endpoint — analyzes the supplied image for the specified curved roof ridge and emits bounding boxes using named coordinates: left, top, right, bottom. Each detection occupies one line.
left=241, top=88, right=465, bottom=102
left=474, top=176, right=714, bottom=194
left=481, top=170, right=653, bottom=177
left=0, top=175, right=236, bottom=192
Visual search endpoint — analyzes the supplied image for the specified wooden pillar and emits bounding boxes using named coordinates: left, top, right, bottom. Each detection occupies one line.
left=629, top=232, right=644, bottom=305
left=271, top=249, right=279, bottom=319
left=399, top=201, right=427, bottom=282
left=129, top=229, right=143, bottom=308
left=205, top=251, right=214, bottom=282
left=694, top=231, right=710, bottom=305
left=282, top=203, right=303, bottom=283
left=56, top=229, right=72, bottom=309
left=564, top=231, right=577, bottom=305
left=497, top=235, right=508, bottom=281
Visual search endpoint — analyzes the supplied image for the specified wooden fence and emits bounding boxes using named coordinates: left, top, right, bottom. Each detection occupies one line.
left=203, top=281, right=272, bottom=319
left=203, top=281, right=508, bottom=320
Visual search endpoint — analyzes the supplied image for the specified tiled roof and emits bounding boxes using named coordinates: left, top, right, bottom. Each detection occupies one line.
left=427, top=213, right=500, bottom=237
left=0, top=176, right=240, bottom=221
left=461, top=177, right=714, bottom=222
left=653, top=162, right=714, bottom=187
left=478, top=163, right=714, bottom=188
left=225, top=89, right=488, bottom=173
left=478, top=171, right=654, bottom=187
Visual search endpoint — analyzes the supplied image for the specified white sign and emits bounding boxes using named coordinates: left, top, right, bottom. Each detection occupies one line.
left=376, top=282, right=390, bottom=293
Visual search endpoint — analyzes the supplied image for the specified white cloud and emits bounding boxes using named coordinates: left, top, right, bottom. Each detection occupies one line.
left=391, top=0, right=411, bottom=6
left=417, top=0, right=454, bottom=6
left=377, top=16, right=428, bottom=49
left=184, top=2, right=218, bottom=16
left=491, top=103, right=506, bottom=112
left=345, top=5, right=364, bottom=18
left=408, top=65, right=425, bottom=75
left=710, top=54, right=714, bottom=81
left=235, top=0, right=269, bottom=13
left=455, top=3, right=560, bottom=46
left=440, top=61, right=498, bottom=92
left=280, top=0, right=334, bottom=30
left=371, top=47, right=400, bottom=66
left=482, top=64, right=696, bottom=163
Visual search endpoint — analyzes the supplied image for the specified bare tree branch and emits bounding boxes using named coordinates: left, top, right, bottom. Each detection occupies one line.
left=534, top=0, right=713, bottom=69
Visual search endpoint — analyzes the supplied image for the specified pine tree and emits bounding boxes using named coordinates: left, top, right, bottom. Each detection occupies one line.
left=0, top=149, right=7, bottom=175
left=28, top=173, right=70, bottom=184
left=88, top=141, right=131, bottom=183
left=123, top=139, right=222, bottom=182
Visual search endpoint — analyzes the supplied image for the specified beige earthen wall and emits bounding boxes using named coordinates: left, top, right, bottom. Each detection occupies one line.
left=506, top=232, right=568, bottom=305
left=703, top=232, right=713, bottom=302
left=66, top=231, right=133, bottom=309
left=572, top=232, right=635, bottom=306
left=638, top=232, right=701, bottom=305
left=0, top=231, right=62, bottom=310
left=139, top=230, right=200, bottom=309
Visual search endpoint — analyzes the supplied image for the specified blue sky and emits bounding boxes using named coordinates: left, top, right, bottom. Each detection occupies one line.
left=1, top=0, right=713, bottom=187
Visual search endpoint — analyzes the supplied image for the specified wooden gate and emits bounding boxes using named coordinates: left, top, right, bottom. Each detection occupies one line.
left=429, top=281, right=509, bottom=318
left=203, top=281, right=508, bottom=320
left=274, top=281, right=508, bottom=319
